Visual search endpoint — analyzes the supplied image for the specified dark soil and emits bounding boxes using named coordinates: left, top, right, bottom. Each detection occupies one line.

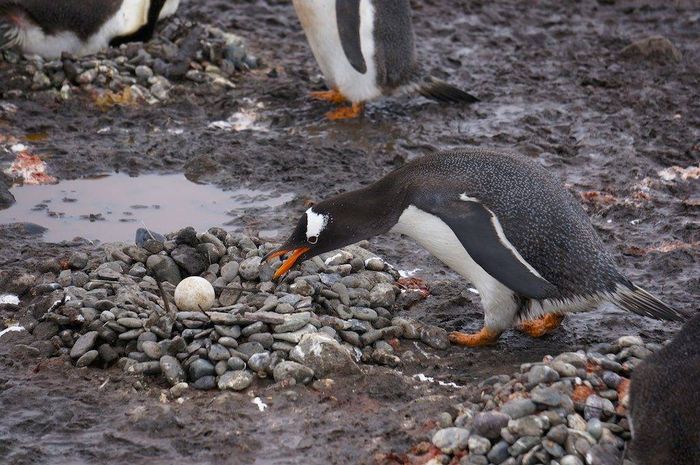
left=0, top=0, right=698, bottom=464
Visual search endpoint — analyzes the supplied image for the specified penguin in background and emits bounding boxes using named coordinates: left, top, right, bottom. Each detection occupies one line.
left=292, top=0, right=479, bottom=120
left=0, top=0, right=180, bottom=59
left=628, top=313, right=700, bottom=465
left=265, top=148, right=686, bottom=346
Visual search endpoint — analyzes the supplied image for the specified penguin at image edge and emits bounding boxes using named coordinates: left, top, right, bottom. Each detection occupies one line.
left=292, top=0, right=478, bottom=120
left=0, top=0, right=180, bottom=59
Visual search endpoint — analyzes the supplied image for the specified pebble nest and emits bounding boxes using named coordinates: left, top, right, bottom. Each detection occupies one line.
left=0, top=17, right=259, bottom=102
left=421, top=335, right=656, bottom=465
left=14, top=226, right=446, bottom=392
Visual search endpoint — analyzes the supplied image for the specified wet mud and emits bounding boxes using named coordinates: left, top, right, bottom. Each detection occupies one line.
left=0, top=0, right=698, bottom=464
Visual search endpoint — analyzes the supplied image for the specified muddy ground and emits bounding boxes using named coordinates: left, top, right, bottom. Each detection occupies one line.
left=0, top=0, right=699, bottom=464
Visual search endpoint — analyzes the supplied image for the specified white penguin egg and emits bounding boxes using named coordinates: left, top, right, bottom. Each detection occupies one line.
left=174, top=277, right=215, bottom=312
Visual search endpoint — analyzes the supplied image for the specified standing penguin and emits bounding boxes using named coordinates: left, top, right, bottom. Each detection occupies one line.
left=265, top=149, right=686, bottom=346
left=292, top=0, right=478, bottom=120
left=0, top=0, right=179, bottom=59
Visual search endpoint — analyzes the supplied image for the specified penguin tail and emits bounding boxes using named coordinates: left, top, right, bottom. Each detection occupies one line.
left=0, top=5, right=24, bottom=51
left=609, top=282, right=688, bottom=322
left=414, top=77, right=479, bottom=104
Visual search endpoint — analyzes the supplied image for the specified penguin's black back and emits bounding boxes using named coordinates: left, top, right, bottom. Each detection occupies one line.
left=629, top=314, right=700, bottom=465
left=387, top=149, right=625, bottom=299
left=372, top=0, right=417, bottom=90
left=1, top=0, right=122, bottom=39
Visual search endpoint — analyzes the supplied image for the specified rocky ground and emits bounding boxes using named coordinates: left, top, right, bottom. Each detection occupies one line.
left=0, top=0, right=699, bottom=464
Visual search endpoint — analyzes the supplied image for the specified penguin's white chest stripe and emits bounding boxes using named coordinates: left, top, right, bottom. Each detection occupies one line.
left=292, top=0, right=381, bottom=102
left=18, top=0, right=150, bottom=58
left=389, top=205, right=515, bottom=312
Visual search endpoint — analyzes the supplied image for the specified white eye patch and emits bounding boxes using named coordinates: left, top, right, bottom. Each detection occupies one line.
left=305, top=208, right=328, bottom=241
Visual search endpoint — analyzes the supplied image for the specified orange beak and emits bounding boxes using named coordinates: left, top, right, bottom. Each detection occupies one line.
left=265, top=246, right=311, bottom=280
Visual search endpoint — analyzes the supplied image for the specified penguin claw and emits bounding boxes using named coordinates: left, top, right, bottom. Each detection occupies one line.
left=310, top=89, right=347, bottom=104
left=518, top=313, right=565, bottom=338
left=448, top=328, right=500, bottom=347
left=326, top=103, right=364, bottom=120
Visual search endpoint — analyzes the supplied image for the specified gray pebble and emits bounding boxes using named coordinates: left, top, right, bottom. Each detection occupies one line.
left=188, top=358, right=215, bottom=380
left=218, top=370, right=253, bottom=390
left=76, top=350, right=99, bottom=367
left=273, top=361, right=314, bottom=384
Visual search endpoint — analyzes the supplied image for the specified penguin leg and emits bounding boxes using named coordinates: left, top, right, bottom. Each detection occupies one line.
left=517, top=313, right=565, bottom=337
left=449, top=327, right=501, bottom=347
left=327, top=102, right=364, bottom=120
left=310, top=89, right=347, bottom=104
left=449, top=294, right=516, bottom=347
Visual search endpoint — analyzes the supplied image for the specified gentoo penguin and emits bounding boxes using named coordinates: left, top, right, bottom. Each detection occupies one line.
left=292, top=0, right=478, bottom=120
left=628, top=314, right=700, bottom=465
left=0, top=0, right=179, bottom=59
left=264, top=149, right=686, bottom=346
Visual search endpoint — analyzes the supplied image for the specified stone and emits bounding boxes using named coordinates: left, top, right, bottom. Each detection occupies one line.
left=473, top=411, right=511, bottom=439
left=508, top=436, right=540, bottom=456
left=508, top=415, right=547, bottom=437
left=218, top=370, right=253, bottom=390
left=76, top=350, right=99, bottom=367
left=542, top=439, right=565, bottom=458
left=171, top=246, right=206, bottom=276
left=160, top=355, right=186, bottom=385
left=70, top=331, right=98, bottom=358
left=238, top=341, right=265, bottom=358
left=528, top=365, right=560, bottom=384
left=208, top=343, right=231, bottom=361
left=239, top=256, right=262, bottom=280
left=248, top=352, right=271, bottom=372
left=369, top=283, right=395, bottom=307
left=501, top=399, right=536, bottom=419
left=289, top=333, right=361, bottom=378
left=420, top=325, right=449, bottom=350
left=487, top=440, right=511, bottom=464
left=193, top=376, right=217, bottom=390
left=560, top=455, right=584, bottom=465
left=220, top=261, right=239, bottom=282
left=188, top=358, right=215, bottom=380
left=141, top=341, right=163, bottom=359
left=468, top=435, right=491, bottom=455
left=547, top=424, right=569, bottom=444
left=227, top=357, right=246, bottom=371
left=146, top=255, right=181, bottom=285
left=432, top=427, right=470, bottom=454
left=620, top=36, right=681, bottom=62
left=98, top=344, right=118, bottom=365
left=273, top=361, right=314, bottom=384
left=530, top=386, right=564, bottom=406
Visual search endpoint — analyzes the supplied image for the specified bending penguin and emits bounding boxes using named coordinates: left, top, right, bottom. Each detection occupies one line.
left=265, top=148, right=687, bottom=346
left=292, top=0, right=478, bottom=120
left=0, top=0, right=180, bottom=59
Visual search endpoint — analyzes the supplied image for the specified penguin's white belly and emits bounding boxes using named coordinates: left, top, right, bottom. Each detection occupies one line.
left=293, top=0, right=381, bottom=102
left=390, top=205, right=518, bottom=331
left=19, top=0, right=150, bottom=58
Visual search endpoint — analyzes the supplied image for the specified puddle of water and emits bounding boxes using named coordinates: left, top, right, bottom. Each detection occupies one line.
left=0, top=173, right=294, bottom=243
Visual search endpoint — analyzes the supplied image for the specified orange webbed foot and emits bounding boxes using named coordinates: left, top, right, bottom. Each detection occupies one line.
left=310, top=89, right=347, bottom=104
left=326, top=102, right=364, bottom=120
left=448, top=327, right=501, bottom=347
left=518, top=313, right=565, bottom=338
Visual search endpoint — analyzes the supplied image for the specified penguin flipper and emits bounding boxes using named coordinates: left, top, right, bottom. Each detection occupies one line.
left=430, top=198, right=558, bottom=300
left=335, top=0, right=367, bottom=74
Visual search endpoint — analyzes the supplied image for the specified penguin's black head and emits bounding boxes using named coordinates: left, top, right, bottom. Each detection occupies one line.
left=264, top=201, right=372, bottom=279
